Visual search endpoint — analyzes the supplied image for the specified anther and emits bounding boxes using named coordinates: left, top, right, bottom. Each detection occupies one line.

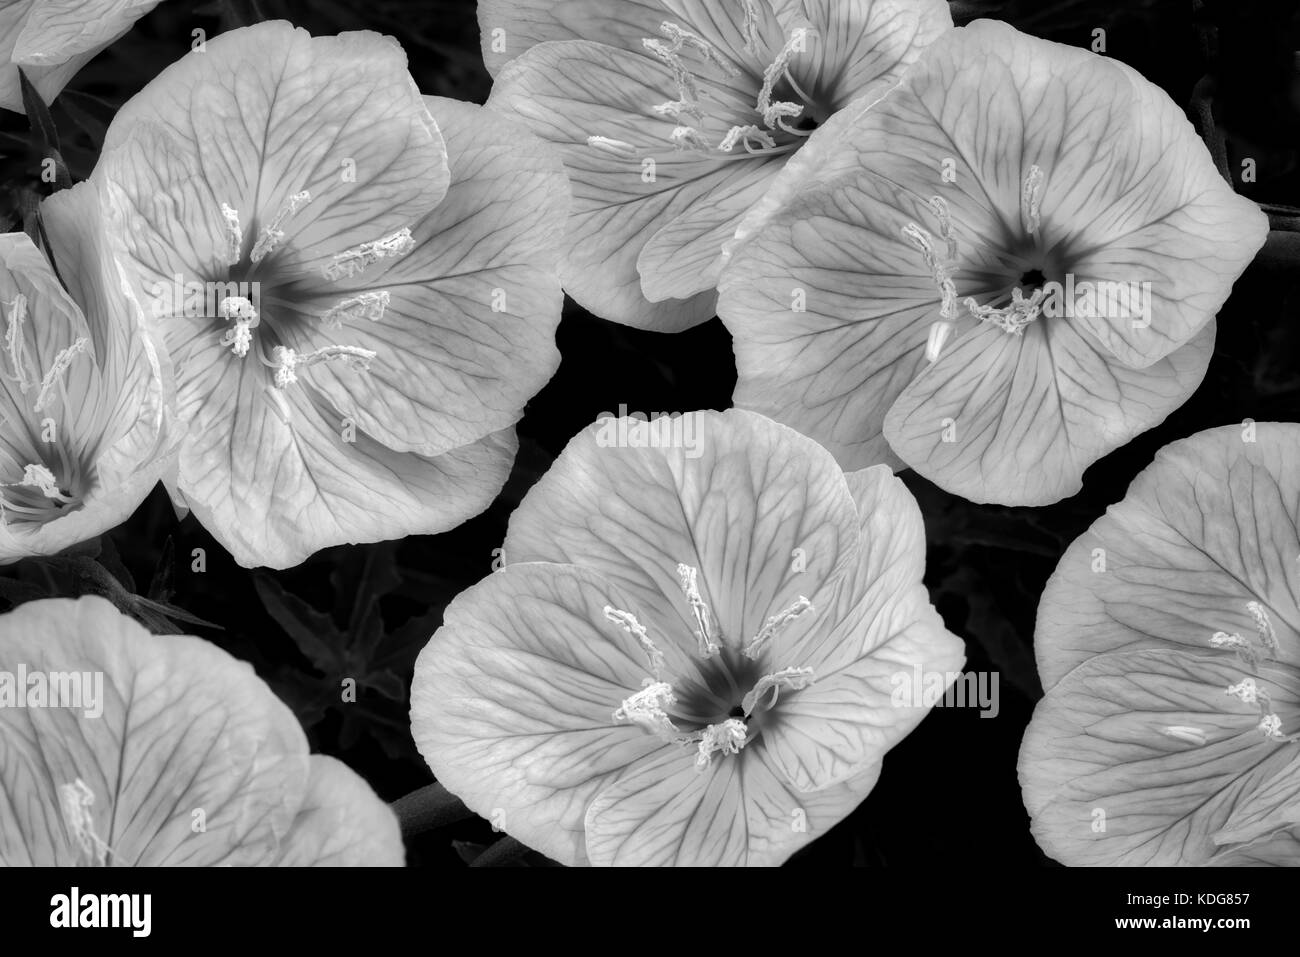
left=1160, top=725, right=1208, bottom=746
left=719, top=124, right=776, bottom=153
left=322, top=227, right=416, bottom=281
left=741, top=0, right=763, bottom=55
left=964, top=287, right=1043, bottom=336
left=251, top=190, right=312, bottom=263
left=604, top=605, right=666, bottom=678
left=740, top=665, right=815, bottom=715
left=586, top=137, right=638, bottom=158
left=676, top=563, right=718, bottom=658
left=1021, top=165, right=1044, bottom=237
left=1246, top=601, right=1279, bottom=655
left=218, top=296, right=258, bottom=358
left=269, top=344, right=376, bottom=389
left=19, top=463, right=61, bottom=498
left=744, top=596, right=813, bottom=659
left=320, top=291, right=390, bottom=328
left=1211, top=630, right=1260, bottom=668
left=33, top=338, right=88, bottom=412
left=1225, top=678, right=1259, bottom=705
left=219, top=202, right=243, bottom=267
left=59, top=779, right=110, bottom=866
left=3, top=293, right=33, bottom=392
left=695, top=718, right=748, bottom=771
left=1259, top=713, right=1284, bottom=741
left=613, top=680, right=684, bottom=744
left=902, top=222, right=958, bottom=322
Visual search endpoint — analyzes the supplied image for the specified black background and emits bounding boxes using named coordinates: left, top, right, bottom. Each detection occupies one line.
left=1, top=0, right=1298, bottom=867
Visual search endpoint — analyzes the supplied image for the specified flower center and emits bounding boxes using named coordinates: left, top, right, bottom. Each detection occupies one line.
left=605, top=562, right=817, bottom=771
left=207, top=195, right=417, bottom=390
left=1196, top=597, right=1299, bottom=745
left=1, top=293, right=91, bottom=526
left=586, top=17, right=823, bottom=161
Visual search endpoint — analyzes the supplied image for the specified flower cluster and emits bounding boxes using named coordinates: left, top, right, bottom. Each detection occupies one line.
left=1019, top=424, right=1300, bottom=866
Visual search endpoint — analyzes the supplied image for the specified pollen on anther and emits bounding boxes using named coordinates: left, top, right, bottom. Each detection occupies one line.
left=695, top=718, right=747, bottom=771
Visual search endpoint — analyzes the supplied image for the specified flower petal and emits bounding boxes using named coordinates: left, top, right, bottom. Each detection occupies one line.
left=503, top=409, right=861, bottom=660
left=1035, top=422, right=1300, bottom=689
left=99, top=21, right=449, bottom=281
left=174, top=351, right=515, bottom=568
left=792, top=0, right=951, bottom=111
left=882, top=316, right=1214, bottom=506
left=0, top=595, right=401, bottom=866
left=584, top=742, right=881, bottom=865
left=1018, top=648, right=1300, bottom=866
left=1, top=0, right=160, bottom=113
left=410, top=562, right=671, bottom=866
left=267, top=756, right=404, bottom=866
left=488, top=39, right=760, bottom=329
left=763, top=466, right=965, bottom=790
left=280, top=95, right=567, bottom=456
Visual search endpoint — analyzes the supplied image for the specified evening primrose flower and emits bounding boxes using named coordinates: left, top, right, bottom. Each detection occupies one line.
left=92, top=21, right=568, bottom=568
left=411, top=409, right=963, bottom=866
left=719, top=19, right=1269, bottom=505
left=1019, top=423, right=1300, bottom=866
left=0, top=595, right=403, bottom=865
left=482, top=0, right=952, bottom=330
left=0, top=0, right=161, bottom=113
left=1, top=181, right=168, bottom=563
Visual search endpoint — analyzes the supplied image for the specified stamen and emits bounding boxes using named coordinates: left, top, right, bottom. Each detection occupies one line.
left=902, top=222, right=958, bottom=321
left=1160, top=725, right=1208, bottom=746
left=251, top=190, right=312, bottom=263
left=1211, top=630, right=1260, bottom=668
left=1021, top=165, right=1044, bottom=237
left=322, top=227, right=416, bottom=282
left=718, top=124, right=776, bottom=153
left=694, top=718, right=748, bottom=771
left=219, top=202, right=243, bottom=267
left=964, top=287, right=1044, bottom=336
left=613, top=680, right=684, bottom=743
left=59, top=779, right=110, bottom=866
left=604, top=605, right=666, bottom=678
left=218, top=296, right=259, bottom=358
left=33, top=338, right=88, bottom=412
left=670, top=126, right=712, bottom=152
left=925, top=320, right=954, bottom=364
left=3, top=294, right=34, bottom=392
left=757, top=29, right=811, bottom=133
left=928, top=196, right=958, bottom=262
left=1259, top=713, right=1284, bottom=741
left=676, top=563, right=718, bottom=658
left=740, top=665, right=815, bottom=715
left=741, top=0, right=763, bottom=55
left=657, top=22, right=738, bottom=77
left=269, top=344, right=376, bottom=389
left=19, top=463, right=61, bottom=498
left=1225, top=678, right=1259, bottom=705
left=1246, top=601, right=1279, bottom=655
left=586, top=136, right=638, bottom=158
left=744, top=596, right=813, bottom=659
left=320, top=291, right=390, bottom=329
